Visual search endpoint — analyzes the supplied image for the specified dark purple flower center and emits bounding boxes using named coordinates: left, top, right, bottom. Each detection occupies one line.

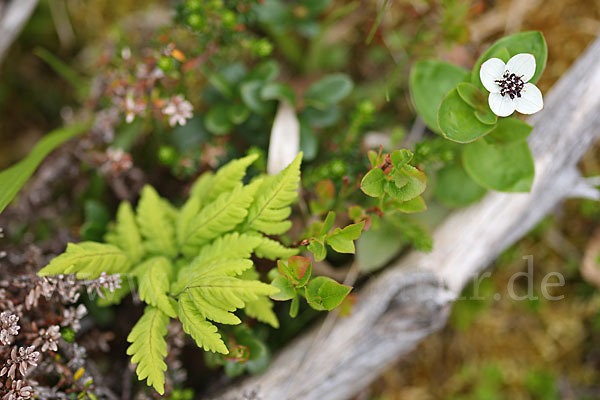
left=495, top=71, right=525, bottom=99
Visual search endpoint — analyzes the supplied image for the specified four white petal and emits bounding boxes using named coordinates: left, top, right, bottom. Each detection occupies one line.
left=479, top=53, right=543, bottom=117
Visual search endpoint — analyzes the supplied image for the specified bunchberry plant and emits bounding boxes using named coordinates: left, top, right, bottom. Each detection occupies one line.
left=410, top=31, right=547, bottom=201
left=37, top=153, right=353, bottom=394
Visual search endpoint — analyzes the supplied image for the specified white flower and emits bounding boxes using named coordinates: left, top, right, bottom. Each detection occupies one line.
left=162, top=95, right=193, bottom=127
left=479, top=53, right=543, bottom=117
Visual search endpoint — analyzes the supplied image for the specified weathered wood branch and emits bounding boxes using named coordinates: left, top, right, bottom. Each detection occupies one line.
left=0, top=0, right=39, bottom=64
left=214, top=37, right=600, bottom=400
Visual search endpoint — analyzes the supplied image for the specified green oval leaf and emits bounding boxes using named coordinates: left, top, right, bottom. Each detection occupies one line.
left=463, top=140, right=535, bottom=192
left=472, top=31, right=547, bottom=89
left=456, top=82, right=486, bottom=109
left=270, top=275, right=296, bottom=301
left=485, top=117, right=532, bottom=144
left=304, top=73, right=353, bottom=109
left=240, top=80, right=273, bottom=115
left=260, top=82, right=296, bottom=106
left=409, top=60, right=470, bottom=133
left=434, top=164, right=487, bottom=207
left=305, top=276, right=352, bottom=311
left=300, top=106, right=341, bottom=128
left=474, top=108, right=497, bottom=125
left=438, top=89, right=496, bottom=143
left=227, top=104, right=250, bottom=125
left=360, top=168, right=385, bottom=197
left=205, top=105, right=234, bottom=135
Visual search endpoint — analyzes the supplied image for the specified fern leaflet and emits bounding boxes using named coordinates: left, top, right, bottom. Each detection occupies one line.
left=243, top=153, right=302, bottom=235
left=251, top=234, right=299, bottom=260
left=178, top=182, right=259, bottom=257
left=105, top=201, right=144, bottom=264
left=137, top=257, right=177, bottom=317
left=126, top=306, right=169, bottom=395
left=136, top=185, right=177, bottom=258
left=178, top=293, right=228, bottom=354
left=38, top=242, right=131, bottom=279
left=191, top=153, right=258, bottom=205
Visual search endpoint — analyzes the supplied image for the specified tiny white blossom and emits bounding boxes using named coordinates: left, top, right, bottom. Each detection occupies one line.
left=162, top=95, right=193, bottom=127
left=122, top=93, right=146, bottom=124
left=479, top=53, right=543, bottom=117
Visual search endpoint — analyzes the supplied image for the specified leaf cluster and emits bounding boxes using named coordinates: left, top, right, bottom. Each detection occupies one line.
left=360, top=148, right=427, bottom=213
left=38, top=153, right=305, bottom=394
left=269, top=256, right=352, bottom=317
left=409, top=31, right=546, bottom=200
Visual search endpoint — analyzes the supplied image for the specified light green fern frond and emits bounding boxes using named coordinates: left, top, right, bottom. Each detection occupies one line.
left=178, top=293, right=228, bottom=353
left=126, top=306, right=169, bottom=395
left=137, top=257, right=177, bottom=317
left=105, top=201, right=144, bottom=264
left=186, top=276, right=277, bottom=309
left=178, top=182, right=260, bottom=257
left=189, top=154, right=258, bottom=205
left=172, top=258, right=254, bottom=294
left=243, top=153, right=302, bottom=235
left=176, top=275, right=277, bottom=330
left=251, top=234, right=299, bottom=260
left=196, top=233, right=262, bottom=263
left=136, top=186, right=177, bottom=258
left=240, top=268, right=279, bottom=328
left=245, top=296, right=279, bottom=328
left=188, top=172, right=214, bottom=205
left=38, top=242, right=131, bottom=279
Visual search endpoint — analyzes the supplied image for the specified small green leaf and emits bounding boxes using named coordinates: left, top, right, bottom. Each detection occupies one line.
left=394, top=196, right=427, bottom=213
left=456, top=82, right=486, bottom=109
left=304, top=74, right=353, bottom=109
left=248, top=60, right=280, bottom=81
left=463, top=140, right=535, bottom=192
left=270, top=275, right=296, bottom=301
left=326, top=221, right=365, bottom=254
left=434, top=164, right=487, bottom=208
left=389, top=149, right=413, bottom=168
left=387, top=165, right=426, bottom=202
left=240, top=80, right=272, bottom=115
left=205, top=105, right=234, bottom=135
left=300, top=122, right=318, bottom=161
left=321, top=211, right=336, bottom=234
left=357, top=220, right=403, bottom=272
left=260, top=82, right=296, bottom=106
left=207, top=72, right=234, bottom=98
left=485, top=117, right=532, bottom=144
left=409, top=60, right=470, bottom=133
left=438, top=89, right=496, bottom=143
left=472, top=31, right=547, bottom=89
left=307, top=238, right=327, bottom=262
left=361, top=168, right=385, bottom=197
left=289, top=295, right=300, bottom=318
left=300, top=106, right=341, bottom=128
left=227, top=103, right=250, bottom=125
left=287, top=256, right=312, bottom=287
left=305, top=276, right=352, bottom=311
left=474, top=108, right=498, bottom=125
